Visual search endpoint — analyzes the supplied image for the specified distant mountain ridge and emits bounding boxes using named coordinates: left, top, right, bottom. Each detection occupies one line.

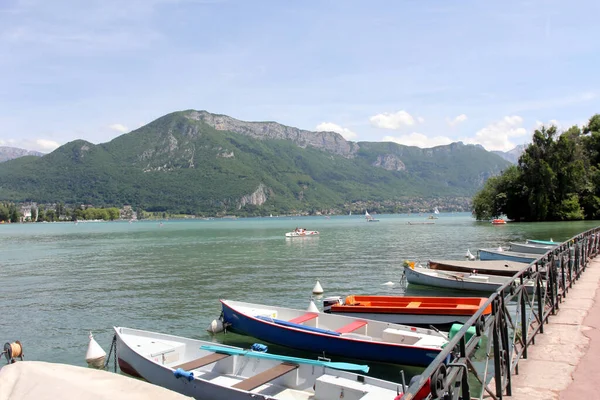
left=492, top=144, right=527, bottom=164
left=0, top=110, right=512, bottom=215
left=0, top=146, right=44, bottom=162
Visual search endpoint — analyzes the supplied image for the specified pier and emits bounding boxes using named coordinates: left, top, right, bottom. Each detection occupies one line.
left=403, top=227, right=600, bottom=400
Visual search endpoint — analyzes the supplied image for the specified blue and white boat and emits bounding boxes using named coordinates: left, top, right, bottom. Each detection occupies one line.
left=220, top=299, right=447, bottom=367
left=478, top=247, right=538, bottom=263
left=115, top=326, right=411, bottom=400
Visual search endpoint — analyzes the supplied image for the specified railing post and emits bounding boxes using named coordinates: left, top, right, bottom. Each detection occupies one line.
left=492, top=297, right=503, bottom=399
left=459, top=336, right=471, bottom=400
left=536, top=262, right=544, bottom=334
left=520, top=274, right=527, bottom=359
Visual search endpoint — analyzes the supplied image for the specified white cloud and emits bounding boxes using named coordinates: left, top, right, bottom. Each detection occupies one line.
left=417, top=116, right=425, bottom=123
left=109, top=123, right=129, bottom=133
left=383, top=132, right=453, bottom=148
left=535, top=119, right=560, bottom=129
left=369, top=110, right=416, bottom=129
left=315, top=122, right=357, bottom=140
left=36, top=139, right=60, bottom=151
left=447, top=114, right=468, bottom=126
left=464, top=116, right=527, bottom=152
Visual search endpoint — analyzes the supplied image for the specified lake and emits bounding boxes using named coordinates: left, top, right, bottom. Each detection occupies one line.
left=1, top=213, right=597, bottom=381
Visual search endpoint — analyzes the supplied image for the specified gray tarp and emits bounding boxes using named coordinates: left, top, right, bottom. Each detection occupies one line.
left=0, top=361, right=193, bottom=400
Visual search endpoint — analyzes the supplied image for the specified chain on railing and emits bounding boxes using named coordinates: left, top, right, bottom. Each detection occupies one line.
left=402, top=226, right=600, bottom=400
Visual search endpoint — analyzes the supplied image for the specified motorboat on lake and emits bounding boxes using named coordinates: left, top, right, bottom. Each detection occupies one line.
left=285, top=228, right=319, bottom=237
left=508, top=242, right=557, bottom=254
left=220, top=299, right=448, bottom=367
left=114, top=326, right=414, bottom=400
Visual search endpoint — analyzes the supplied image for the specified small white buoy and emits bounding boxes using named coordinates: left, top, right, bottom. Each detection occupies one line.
left=382, top=281, right=395, bottom=286
left=312, top=280, right=324, bottom=295
left=307, top=299, right=319, bottom=312
left=85, top=331, right=106, bottom=369
left=206, top=319, right=225, bottom=334
left=466, top=249, right=476, bottom=261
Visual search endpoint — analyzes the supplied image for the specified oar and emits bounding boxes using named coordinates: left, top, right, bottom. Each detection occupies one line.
left=199, top=344, right=370, bottom=374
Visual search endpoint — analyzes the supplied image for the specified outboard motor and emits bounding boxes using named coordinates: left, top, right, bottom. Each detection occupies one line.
left=322, top=296, right=343, bottom=313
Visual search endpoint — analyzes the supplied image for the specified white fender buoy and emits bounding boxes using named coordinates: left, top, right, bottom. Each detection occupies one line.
left=85, top=332, right=106, bottom=369
left=466, top=249, right=475, bottom=261
left=312, top=280, right=324, bottom=295
left=307, top=299, right=319, bottom=312
left=382, top=281, right=395, bottom=286
left=207, top=319, right=225, bottom=334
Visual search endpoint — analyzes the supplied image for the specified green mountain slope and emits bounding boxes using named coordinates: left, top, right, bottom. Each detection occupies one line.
left=0, top=110, right=511, bottom=214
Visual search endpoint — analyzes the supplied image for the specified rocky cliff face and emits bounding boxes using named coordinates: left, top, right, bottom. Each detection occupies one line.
left=0, top=146, right=44, bottom=163
left=372, top=154, right=406, bottom=171
left=186, top=110, right=359, bottom=158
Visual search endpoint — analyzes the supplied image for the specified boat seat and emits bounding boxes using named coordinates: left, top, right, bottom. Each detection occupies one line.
left=173, top=353, right=230, bottom=371
left=288, top=313, right=318, bottom=324
left=406, top=301, right=422, bottom=308
left=336, top=320, right=368, bottom=334
left=232, top=362, right=298, bottom=391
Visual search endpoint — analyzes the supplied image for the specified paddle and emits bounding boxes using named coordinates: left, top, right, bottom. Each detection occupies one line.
left=199, top=344, right=370, bottom=374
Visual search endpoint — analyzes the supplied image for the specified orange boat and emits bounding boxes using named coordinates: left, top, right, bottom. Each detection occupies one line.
left=491, top=218, right=507, bottom=224
left=324, top=295, right=491, bottom=329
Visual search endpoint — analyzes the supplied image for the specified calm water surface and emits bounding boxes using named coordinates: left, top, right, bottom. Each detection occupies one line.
left=1, top=213, right=597, bottom=380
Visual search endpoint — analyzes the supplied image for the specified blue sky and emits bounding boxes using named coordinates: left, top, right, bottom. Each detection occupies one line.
left=1, top=0, right=598, bottom=153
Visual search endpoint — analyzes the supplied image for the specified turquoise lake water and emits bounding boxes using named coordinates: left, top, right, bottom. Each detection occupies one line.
left=1, top=213, right=597, bottom=381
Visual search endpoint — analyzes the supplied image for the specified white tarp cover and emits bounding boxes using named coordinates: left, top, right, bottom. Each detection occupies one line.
left=0, top=361, right=193, bottom=400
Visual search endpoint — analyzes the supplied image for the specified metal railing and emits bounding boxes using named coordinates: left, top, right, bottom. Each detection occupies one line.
left=403, top=227, right=600, bottom=400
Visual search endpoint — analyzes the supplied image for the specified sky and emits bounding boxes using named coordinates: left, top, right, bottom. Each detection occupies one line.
left=1, top=0, right=599, bottom=153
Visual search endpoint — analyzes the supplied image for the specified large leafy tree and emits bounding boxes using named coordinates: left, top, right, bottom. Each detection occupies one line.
left=473, top=115, right=600, bottom=221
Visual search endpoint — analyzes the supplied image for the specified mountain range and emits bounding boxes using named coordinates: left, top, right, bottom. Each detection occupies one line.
left=0, top=110, right=512, bottom=215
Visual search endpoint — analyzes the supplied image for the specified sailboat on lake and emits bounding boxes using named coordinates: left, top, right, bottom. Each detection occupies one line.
left=365, top=210, right=380, bottom=222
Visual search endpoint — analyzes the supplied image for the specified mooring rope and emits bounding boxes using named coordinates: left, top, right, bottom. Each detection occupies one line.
left=104, top=334, right=117, bottom=372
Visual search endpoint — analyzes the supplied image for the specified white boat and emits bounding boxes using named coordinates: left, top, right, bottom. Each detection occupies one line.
left=434, top=207, right=439, bottom=215
left=365, top=210, right=379, bottom=222
left=285, top=228, right=319, bottom=237
left=403, top=265, right=517, bottom=293
left=509, top=242, right=557, bottom=254
left=114, top=326, right=410, bottom=400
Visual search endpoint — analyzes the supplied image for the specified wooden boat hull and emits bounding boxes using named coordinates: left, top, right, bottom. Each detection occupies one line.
left=404, top=266, right=506, bottom=292
left=326, top=295, right=491, bottom=328
left=428, top=259, right=528, bottom=277
left=478, top=248, right=538, bottom=263
left=221, top=300, right=447, bottom=367
left=115, top=327, right=407, bottom=400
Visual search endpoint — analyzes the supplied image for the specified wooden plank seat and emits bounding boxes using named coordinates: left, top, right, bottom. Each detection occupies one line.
left=232, top=362, right=299, bottom=391
left=288, top=313, right=318, bottom=324
left=336, top=320, right=368, bottom=334
left=173, top=353, right=230, bottom=371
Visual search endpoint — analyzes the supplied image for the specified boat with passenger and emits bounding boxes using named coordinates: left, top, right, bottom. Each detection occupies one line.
left=285, top=228, right=319, bottom=237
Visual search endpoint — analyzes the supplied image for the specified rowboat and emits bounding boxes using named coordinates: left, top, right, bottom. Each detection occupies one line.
left=323, top=295, right=491, bottom=328
left=478, top=248, right=538, bottom=263
left=115, top=326, right=414, bottom=400
left=508, top=242, right=557, bottom=254
left=285, top=229, right=319, bottom=237
left=220, top=299, right=448, bottom=367
left=403, top=265, right=514, bottom=293
left=428, top=259, right=528, bottom=277
left=526, top=239, right=558, bottom=246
